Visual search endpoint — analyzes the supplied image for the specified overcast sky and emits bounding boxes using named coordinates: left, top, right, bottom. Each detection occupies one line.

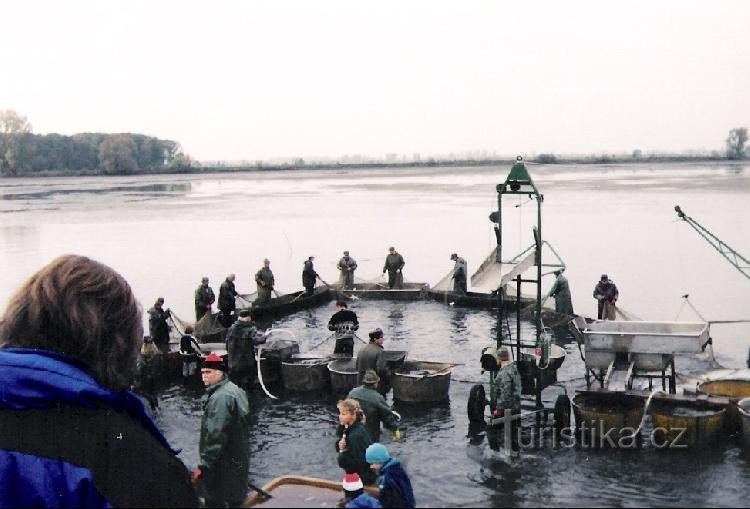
left=2, top=0, right=749, bottom=161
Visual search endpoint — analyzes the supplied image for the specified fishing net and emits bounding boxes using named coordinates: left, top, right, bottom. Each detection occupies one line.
left=193, top=312, right=228, bottom=341
left=431, top=269, right=456, bottom=292
left=168, top=311, right=192, bottom=339
left=236, top=293, right=257, bottom=309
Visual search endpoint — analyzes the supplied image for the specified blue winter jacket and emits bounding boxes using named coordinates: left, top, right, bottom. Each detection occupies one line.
left=377, top=458, right=415, bottom=509
left=0, top=348, right=198, bottom=508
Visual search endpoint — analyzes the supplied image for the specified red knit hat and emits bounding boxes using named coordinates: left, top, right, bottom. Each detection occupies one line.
left=342, top=472, right=363, bottom=492
left=202, top=352, right=227, bottom=372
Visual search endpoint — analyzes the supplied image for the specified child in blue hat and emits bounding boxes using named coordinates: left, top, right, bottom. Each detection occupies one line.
left=364, top=443, right=415, bottom=509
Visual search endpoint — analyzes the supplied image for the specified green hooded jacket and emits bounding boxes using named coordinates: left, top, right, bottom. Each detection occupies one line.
left=199, top=376, right=250, bottom=503
left=348, top=385, right=398, bottom=442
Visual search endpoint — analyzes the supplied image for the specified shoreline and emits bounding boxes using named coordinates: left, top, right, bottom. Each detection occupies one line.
left=1, top=155, right=746, bottom=179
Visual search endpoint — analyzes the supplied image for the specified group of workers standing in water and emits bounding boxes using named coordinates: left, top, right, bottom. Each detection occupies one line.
left=0, top=254, right=416, bottom=508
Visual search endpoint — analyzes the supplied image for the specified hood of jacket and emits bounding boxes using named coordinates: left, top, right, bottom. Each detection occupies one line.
left=0, top=347, right=176, bottom=453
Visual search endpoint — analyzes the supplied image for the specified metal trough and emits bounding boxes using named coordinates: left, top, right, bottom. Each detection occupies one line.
left=281, top=355, right=331, bottom=392
left=391, top=361, right=452, bottom=403
left=327, top=358, right=358, bottom=396
left=572, top=393, right=644, bottom=445
left=698, top=379, right=750, bottom=400
left=650, top=399, right=726, bottom=447
left=583, top=321, right=708, bottom=371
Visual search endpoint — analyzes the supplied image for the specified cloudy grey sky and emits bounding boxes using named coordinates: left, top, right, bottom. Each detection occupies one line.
left=2, top=0, right=749, bottom=161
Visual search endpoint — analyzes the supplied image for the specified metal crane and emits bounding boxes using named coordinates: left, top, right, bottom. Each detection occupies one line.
left=674, top=205, right=750, bottom=280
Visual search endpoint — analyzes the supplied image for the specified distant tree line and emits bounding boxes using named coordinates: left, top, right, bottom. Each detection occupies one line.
left=0, top=110, right=194, bottom=177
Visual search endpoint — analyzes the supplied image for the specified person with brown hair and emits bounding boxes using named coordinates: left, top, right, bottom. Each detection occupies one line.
left=0, top=254, right=198, bottom=508
left=335, top=398, right=376, bottom=485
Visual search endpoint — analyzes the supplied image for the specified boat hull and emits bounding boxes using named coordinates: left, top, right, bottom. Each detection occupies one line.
left=739, top=398, right=750, bottom=448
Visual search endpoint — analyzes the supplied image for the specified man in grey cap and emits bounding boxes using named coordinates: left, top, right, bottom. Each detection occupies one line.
left=337, top=251, right=358, bottom=290
left=348, top=370, right=401, bottom=442
left=356, top=328, right=391, bottom=395
left=490, top=347, right=521, bottom=417
left=593, top=274, right=618, bottom=320
left=195, top=277, right=215, bottom=322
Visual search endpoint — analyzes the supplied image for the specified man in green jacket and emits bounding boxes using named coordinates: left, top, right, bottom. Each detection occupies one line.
left=348, top=370, right=401, bottom=442
left=490, top=347, right=522, bottom=416
left=547, top=269, right=574, bottom=315
left=382, top=247, right=405, bottom=289
left=356, top=328, right=391, bottom=396
left=255, top=259, right=275, bottom=305
left=195, top=277, right=216, bottom=322
left=193, top=353, right=250, bottom=507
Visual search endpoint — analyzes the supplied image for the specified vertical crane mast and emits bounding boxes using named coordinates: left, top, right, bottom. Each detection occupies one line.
left=674, top=205, right=750, bottom=280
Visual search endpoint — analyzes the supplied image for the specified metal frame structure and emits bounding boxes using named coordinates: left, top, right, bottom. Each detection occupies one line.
left=675, top=205, right=750, bottom=280
left=488, top=157, right=565, bottom=405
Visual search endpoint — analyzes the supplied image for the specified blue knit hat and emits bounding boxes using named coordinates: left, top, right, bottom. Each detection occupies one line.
left=365, top=443, right=390, bottom=464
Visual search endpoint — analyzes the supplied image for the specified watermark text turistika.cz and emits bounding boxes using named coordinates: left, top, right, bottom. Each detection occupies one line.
left=492, top=412, right=689, bottom=450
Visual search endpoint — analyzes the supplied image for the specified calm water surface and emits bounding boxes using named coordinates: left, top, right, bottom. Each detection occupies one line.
left=2, top=162, right=749, bottom=507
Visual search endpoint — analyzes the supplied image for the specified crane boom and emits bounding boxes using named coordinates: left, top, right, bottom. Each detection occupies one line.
left=675, top=205, right=750, bottom=280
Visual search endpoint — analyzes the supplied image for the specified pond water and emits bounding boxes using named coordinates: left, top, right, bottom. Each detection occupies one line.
left=1, top=162, right=749, bottom=506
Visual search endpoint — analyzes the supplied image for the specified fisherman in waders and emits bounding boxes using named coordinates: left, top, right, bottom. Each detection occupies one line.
left=254, top=259, right=275, bottom=305
left=490, top=347, right=522, bottom=451
left=147, top=297, right=172, bottom=353
left=450, top=253, right=467, bottom=294
left=328, top=300, right=359, bottom=356
left=180, top=325, right=202, bottom=381
left=302, top=256, right=318, bottom=296
left=135, top=336, right=163, bottom=411
left=348, top=370, right=401, bottom=442
left=356, top=328, right=391, bottom=396
left=195, top=277, right=215, bottom=322
left=218, top=273, right=238, bottom=328
left=193, top=353, right=251, bottom=508
left=225, top=309, right=268, bottom=388
left=593, top=274, right=618, bottom=320
left=547, top=269, right=574, bottom=315
left=382, top=247, right=405, bottom=289
left=338, top=251, right=358, bottom=290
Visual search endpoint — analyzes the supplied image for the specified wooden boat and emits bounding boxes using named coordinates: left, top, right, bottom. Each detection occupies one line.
left=572, top=392, right=645, bottom=445
left=244, top=475, right=379, bottom=508
left=391, top=361, right=453, bottom=403
left=239, top=286, right=333, bottom=317
left=243, top=475, right=343, bottom=508
left=332, top=281, right=429, bottom=301
left=739, top=397, right=750, bottom=448
left=426, top=289, right=500, bottom=309
left=281, top=355, right=332, bottom=392
left=192, top=287, right=331, bottom=343
left=650, top=398, right=727, bottom=447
